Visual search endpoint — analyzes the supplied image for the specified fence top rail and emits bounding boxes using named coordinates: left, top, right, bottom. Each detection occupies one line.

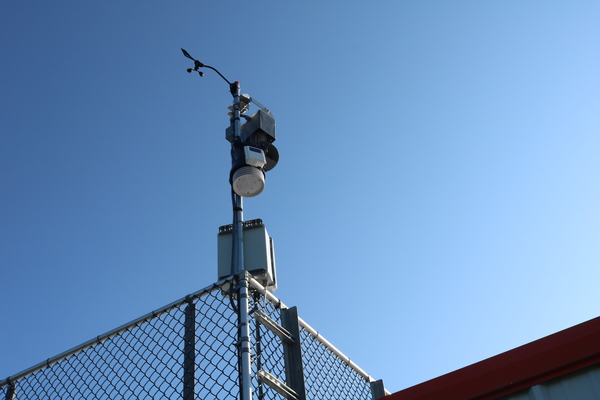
left=0, top=279, right=229, bottom=387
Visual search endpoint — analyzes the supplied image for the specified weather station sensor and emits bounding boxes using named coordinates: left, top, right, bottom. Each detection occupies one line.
left=228, top=107, right=277, bottom=198
left=232, top=166, right=265, bottom=197
left=244, top=146, right=267, bottom=168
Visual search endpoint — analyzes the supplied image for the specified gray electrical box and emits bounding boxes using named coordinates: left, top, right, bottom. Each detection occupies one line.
left=218, top=219, right=277, bottom=292
left=225, top=109, right=276, bottom=146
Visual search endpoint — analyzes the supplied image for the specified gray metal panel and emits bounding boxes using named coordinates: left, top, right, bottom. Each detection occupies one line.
left=499, top=364, right=600, bottom=400
left=218, top=222, right=276, bottom=289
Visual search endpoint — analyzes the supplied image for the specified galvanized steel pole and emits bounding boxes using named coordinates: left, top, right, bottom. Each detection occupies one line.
left=230, top=81, right=253, bottom=400
left=237, top=272, right=253, bottom=400
left=231, top=81, right=245, bottom=276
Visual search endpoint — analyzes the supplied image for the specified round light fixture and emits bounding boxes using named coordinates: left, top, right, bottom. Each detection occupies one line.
left=232, top=166, right=265, bottom=197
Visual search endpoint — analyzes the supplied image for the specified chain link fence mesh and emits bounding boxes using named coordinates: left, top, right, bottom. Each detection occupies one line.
left=1, top=278, right=380, bottom=400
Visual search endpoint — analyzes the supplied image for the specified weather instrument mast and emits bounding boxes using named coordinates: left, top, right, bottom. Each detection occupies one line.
left=181, top=48, right=279, bottom=400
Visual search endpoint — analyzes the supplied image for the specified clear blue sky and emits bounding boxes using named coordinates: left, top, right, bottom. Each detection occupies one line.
left=2, top=1, right=600, bottom=394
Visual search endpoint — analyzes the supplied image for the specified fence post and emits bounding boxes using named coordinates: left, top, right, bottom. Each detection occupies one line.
left=253, top=292, right=265, bottom=400
left=5, top=383, right=15, bottom=400
left=183, top=299, right=196, bottom=400
left=281, top=307, right=307, bottom=400
left=370, top=379, right=386, bottom=399
left=237, top=272, right=253, bottom=400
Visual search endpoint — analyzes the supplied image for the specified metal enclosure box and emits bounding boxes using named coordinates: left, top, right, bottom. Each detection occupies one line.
left=225, top=110, right=276, bottom=145
left=218, top=219, right=277, bottom=292
left=240, top=109, right=276, bottom=146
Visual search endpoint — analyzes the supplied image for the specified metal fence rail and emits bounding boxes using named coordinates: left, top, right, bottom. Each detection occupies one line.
left=1, top=276, right=386, bottom=400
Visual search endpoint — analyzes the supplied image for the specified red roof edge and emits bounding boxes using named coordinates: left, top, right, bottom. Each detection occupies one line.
left=387, top=316, right=600, bottom=400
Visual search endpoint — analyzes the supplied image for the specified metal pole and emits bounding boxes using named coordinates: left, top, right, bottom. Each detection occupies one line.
left=183, top=300, right=196, bottom=400
left=5, top=383, right=15, bottom=400
left=230, top=81, right=253, bottom=400
left=253, top=292, right=265, bottom=400
left=237, top=272, right=253, bottom=400
left=231, top=81, right=245, bottom=276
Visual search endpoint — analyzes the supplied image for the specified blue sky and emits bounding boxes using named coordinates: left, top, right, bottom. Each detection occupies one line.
left=2, top=1, right=600, bottom=394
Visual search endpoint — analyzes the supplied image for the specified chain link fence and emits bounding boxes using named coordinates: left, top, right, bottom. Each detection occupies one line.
left=1, top=276, right=385, bottom=400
